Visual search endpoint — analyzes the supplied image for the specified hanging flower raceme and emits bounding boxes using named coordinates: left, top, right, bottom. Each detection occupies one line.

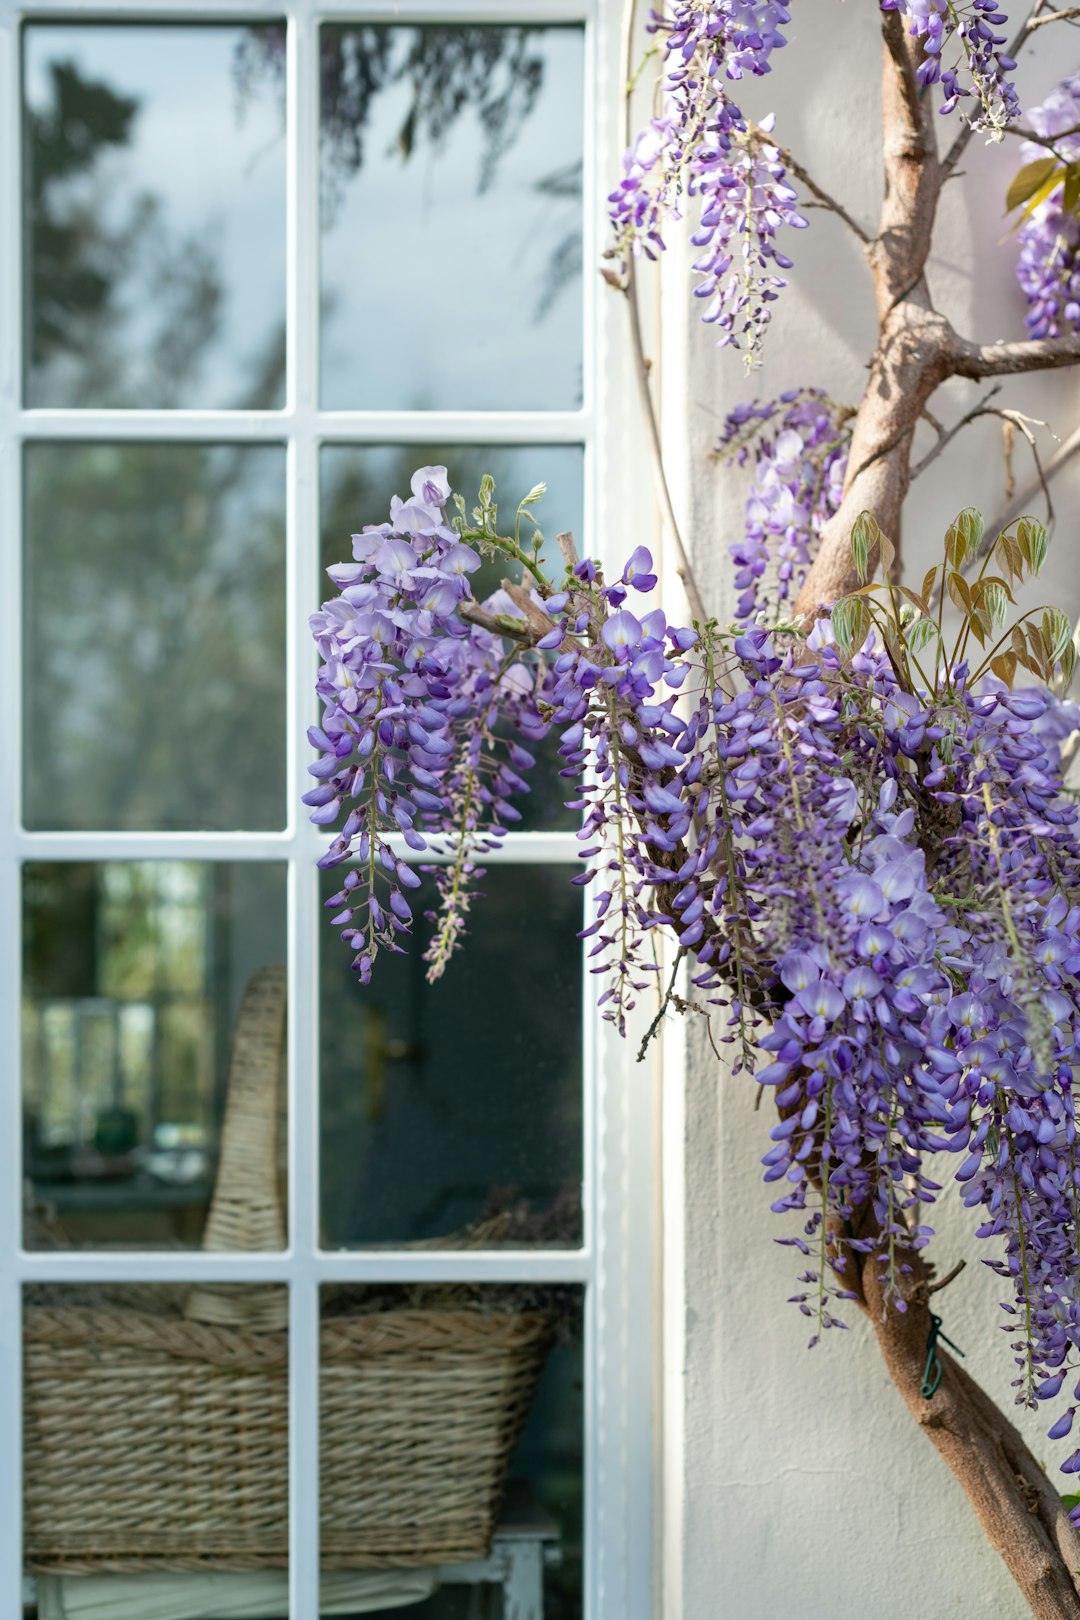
left=319, top=465, right=1080, bottom=1492
left=606, top=3, right=804, bottom=362
left=1011, top=73, right=1080, bottom=341
left=309, top=467, right=553, bottom=984
left=716, top=388, right=852, bottom=624
left=881, top=0, right=1021, bottom=132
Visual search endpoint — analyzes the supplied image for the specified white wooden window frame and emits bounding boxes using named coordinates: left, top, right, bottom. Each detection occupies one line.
left=0, top=3, right=655, bottom=1617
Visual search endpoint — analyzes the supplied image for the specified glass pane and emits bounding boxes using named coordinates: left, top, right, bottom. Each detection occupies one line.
left=320, top=25, right=584, bottom=410
left=23, top=23, right=287, bottom=409
left=24, top=442, right=286, bottom=832
left=23, top=861, right=287, bottom=1251
left=320, top=1284, right=582, bottom=1618
left=321, top=865, right=583, bottom=1248
left=24, top=1285, right=289, bottom=1595
left=320, top=442, right=584, bottom=832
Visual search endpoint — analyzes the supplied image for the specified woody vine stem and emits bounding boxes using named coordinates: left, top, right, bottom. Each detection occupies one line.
left=614, top=4, right=1080, bottom=1616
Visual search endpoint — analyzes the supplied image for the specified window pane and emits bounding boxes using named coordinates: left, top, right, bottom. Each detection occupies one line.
left=23, top=23, right=287, bottom=409
left=24, top=442, right=287, bottom=832
left=320, top=1284, right=582, bottom=1618
left=319, top=442, right=584, bottom=833
left=319, top=25, right=584, bottom=410
left=23, top=861, right=287, bottom=1251
left=24, top=1284, right=290, bottom=1593
left=320, top=865, right=583, bottom=1248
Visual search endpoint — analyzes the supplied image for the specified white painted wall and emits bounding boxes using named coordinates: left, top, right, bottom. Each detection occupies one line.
left=655, top=5, right=1080, bottom=1616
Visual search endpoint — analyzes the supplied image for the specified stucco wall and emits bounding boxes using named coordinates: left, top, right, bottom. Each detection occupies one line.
left=659, top=5, right=1080, bottom=1616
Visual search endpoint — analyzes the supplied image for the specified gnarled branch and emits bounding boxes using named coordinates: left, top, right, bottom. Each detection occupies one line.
left=951, top=334, right=1080, bottom=379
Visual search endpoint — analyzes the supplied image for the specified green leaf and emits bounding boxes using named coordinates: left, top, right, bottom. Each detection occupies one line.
left=995, top=530, right=1024, bottom=584
left=1008, top=163, right=1067, bottom=232
left=1042, top=606, right=1073, bottom=665
left=1017, top=516, right=1050, bottom=576
left=973, top=602, right=995, bottom=645
left=977, top=580, right=1009, bottom=627
left=832, top=594, right=871, bottom=656
left=906, top=617, right=940, bottom=656
left=921, top=566, right=939, bottom=607
left=945, top=507, right=984, bottom=568
left=1025, top=623, right=1051, bottom=679
left=896, top=584, right=931, bottom=615
left=1005, top=156, right=1060, bottom=214
left=1064, top=163, right=1080, bottom=218
left=518, top=481, right=548, bottom=508
left=850, top=512, right=878, bottom=584
left=878, top=529, right=896, bottom=581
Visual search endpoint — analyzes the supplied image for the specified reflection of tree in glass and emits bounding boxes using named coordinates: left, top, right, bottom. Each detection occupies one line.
left=24, top=444, right=286, bottom=833
left=533, top=158, right=584, bottom=322
left=320, top=26, right=544, bottom=207
left=236, top=23, right=580, bottom=323
left=25, top=53, right=285, bottom=409
left=26, top=61, right=138, bottom=369
left=241, top=25, right=545, bottom=216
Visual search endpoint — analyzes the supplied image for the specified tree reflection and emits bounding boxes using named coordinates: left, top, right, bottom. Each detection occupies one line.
left=24, top=443, right=286, bottom=833
left=24, top=38, right=286, bottom=409
left=238, top=22, right=582, bottom=324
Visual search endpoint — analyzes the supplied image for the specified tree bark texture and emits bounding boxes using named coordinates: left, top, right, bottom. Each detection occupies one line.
left=781, top=18, right=1080, bottom=1617
left=837, top=1228, right=1080, bottom=1620
left=791, top=16, right=1080, bottom=626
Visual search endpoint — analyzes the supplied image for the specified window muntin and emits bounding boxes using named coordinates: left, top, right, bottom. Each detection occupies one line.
left=2, top=5, right=650, bottom=1617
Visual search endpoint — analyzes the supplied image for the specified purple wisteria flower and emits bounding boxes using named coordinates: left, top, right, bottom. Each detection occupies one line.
left=1014, top=74, right=1080, bottom=340
left=309, top=466, right=551, bottom=983
left=606, top=4, right=803, bottom=361
left=882, top=0, right=1021, bottom=131
left=320, top=458, right=1080, bottom=1491
left=716, top=389, right=851, bottom=623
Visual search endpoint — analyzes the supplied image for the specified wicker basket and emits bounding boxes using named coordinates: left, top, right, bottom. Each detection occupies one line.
left=23, top=967, right=553, bottom=1574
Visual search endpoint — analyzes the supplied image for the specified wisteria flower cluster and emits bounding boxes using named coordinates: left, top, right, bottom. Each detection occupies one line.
left=608, top=2, right=1022, bottom=366
left=314, top=467, right=1080, bottom=1498
left=882, top=0, right=1020, bottom=131
left=1011, top=73, right=1080, bottom=341
left=605, top=3, right=802, bottom=361
left=715, top=388, right=852, bottom=623
left=307, top=466, right=552, bottom=983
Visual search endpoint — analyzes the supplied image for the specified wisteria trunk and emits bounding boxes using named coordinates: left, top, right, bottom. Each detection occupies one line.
left=781, top=19, right=1080, bottom=1616
left=856, top=1249, right=1080, bottom=1620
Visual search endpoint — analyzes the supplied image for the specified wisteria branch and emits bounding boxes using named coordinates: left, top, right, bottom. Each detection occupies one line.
left=1027, top=5, right=1080, bottom=29
left=617, top=0, right=709, bottom=628
left=951, top=333, right=1080, bottom=378
left=1002, top=120, right=1080, bottom=155
left=911, top=393, right=1056, bottom=532
left=973, top=418, right=1080, bottom=563
left=753, top=127, right=873, bottom=247
left=909, top=385, right=1003, bottom=480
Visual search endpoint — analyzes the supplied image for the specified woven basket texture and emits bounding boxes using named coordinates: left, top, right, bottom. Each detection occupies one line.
left=23, top=967, right=553, bottom=1574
